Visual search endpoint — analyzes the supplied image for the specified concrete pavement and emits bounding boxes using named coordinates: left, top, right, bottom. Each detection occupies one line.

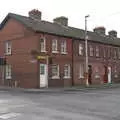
left=0, top=83, right=120, bottom=93
left=0, top=86, right=120, bottom=119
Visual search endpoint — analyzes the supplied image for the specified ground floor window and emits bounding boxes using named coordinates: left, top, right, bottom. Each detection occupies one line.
left=94, top=66, right=100, bottom=78
left=64, top=64, right=70, bottom=78
left=51, top=64, right=59, bottom=79
left=79, top=64, right=84, bottom=78
left=5, top=65, right=12, bottom=79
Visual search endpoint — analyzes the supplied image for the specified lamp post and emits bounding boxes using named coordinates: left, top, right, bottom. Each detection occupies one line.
left=85, top=15, right=90, bottom=86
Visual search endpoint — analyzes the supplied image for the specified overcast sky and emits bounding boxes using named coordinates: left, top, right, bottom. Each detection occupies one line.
left=1, top=0, right=120, bottom=37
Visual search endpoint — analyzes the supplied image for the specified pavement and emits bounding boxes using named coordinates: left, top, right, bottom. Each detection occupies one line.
left=0, top=83, right=120, bottom=93
left=0, top=85, right=120, bottom=119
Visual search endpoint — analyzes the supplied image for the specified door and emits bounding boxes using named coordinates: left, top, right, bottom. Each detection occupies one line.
left=88, top=65, right=92, bottom=85
left=40, top=64, right=48, bottom=88
left=104, top=66, right=108, bottom=83
left=108, top=66, right=111, bottom=83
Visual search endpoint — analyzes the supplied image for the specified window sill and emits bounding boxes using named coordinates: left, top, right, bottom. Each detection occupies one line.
left=61, top=52, right=67, bottom=55
left=5, top=53, right=12, bottom=56
left=63, top=77, right=71, bottom=79
left=79, top=77, right=84, bottom=79
left=89, top=55, right=94, bottom=57
left=52, top=51, right=59, bottom=53
left=6, top=76, right=12, bottom=80
left=51, top=76, right=60, bottom=79
left=40, top=50, right=47, bottom=53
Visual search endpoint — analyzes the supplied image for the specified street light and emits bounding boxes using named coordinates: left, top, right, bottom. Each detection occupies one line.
left=85, top=15, right=90, bottom=86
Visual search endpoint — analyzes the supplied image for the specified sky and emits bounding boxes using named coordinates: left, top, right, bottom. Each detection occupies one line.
left=1, top=0, right=120, bottom=37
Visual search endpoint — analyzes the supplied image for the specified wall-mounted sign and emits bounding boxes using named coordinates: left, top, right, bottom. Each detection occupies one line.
left=37, top=56, right=47, bottom=60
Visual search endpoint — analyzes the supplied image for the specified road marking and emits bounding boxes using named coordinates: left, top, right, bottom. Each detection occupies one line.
left=0, top=113, right=21, bottom=119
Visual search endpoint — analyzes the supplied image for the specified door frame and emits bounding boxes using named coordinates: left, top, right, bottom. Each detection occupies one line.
left=108, top=66, right=112, bottom=83
left=39, top=63, right=48, bottom=88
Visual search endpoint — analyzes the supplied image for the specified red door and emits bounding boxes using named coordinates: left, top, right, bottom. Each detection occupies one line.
left=104, top=66, right=108, bottom=83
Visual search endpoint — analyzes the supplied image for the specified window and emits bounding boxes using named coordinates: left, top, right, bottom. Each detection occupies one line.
left=89, top=45, right=94, bottom=56
left=95, top=66, right=100, bottom=78
left=114, top=49, right=117, bottom=59
left=51, top=64, right=59, bottom=79
left=79, top=44, right=84, bottom=55
left=107, top=48, right=110, bottom=58
left=40, top=64, right=45, bottom=75
left=40, top=37, right=46, bottom=52
left=79, top=64, right=84, bottom=78
left=103, top=48, right=106, bottom=58
left=118, top=48, right=120, bottom=59
left=5, top=41, right=12, bottom=55
left=64, top=64, right=70, bottom=78
left=95, top=46, right=99, bottom=57
left=114, top=66, right=118, bottom=78
left=61, top=40, right=67, bottom=54
left=52, top=39, right=58, bottom=53
left=5, top=65, right=12, bottom=79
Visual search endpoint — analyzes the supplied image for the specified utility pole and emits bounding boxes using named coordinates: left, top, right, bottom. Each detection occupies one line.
left=85, top=15, right=90, bottom=86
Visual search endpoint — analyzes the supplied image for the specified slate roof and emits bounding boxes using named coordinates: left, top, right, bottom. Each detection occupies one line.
left=1, top=13, right=120, bottom=46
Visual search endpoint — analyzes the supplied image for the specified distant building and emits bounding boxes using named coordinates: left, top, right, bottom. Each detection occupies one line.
left=0, top=9, right=120, bottom=88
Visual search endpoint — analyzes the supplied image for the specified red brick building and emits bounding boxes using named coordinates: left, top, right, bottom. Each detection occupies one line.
left=0, top=9, right=120, bottom=88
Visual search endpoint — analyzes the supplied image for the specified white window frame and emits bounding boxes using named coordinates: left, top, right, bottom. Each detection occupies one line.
left=95, top=66, right=100, bottom=78
left=5, top=65, right=12, bottom=79
left=89, top=45, right=94, bottom=56
left=52, top=39, right=58, bottom=53
left=61, top=40, right=67, bottom=54
left=95, top=46, right=99, bottom=57
left=51, top=64, right=59, bottom=79
left=103, top=48, right=106, bottom=58
left=118, top=48, right=120, bottom=59
left=79, top=44, right=83, bottom=55
left=40, top=37, right=46, bottom=52
left=5, top=41, right=12, bottom=55
left=64, top=64, right=71, bottom=79
left=79, top=64, right=84, bottom=78
left=114, top=66, right=118, bottom=78
left=114, top=48, right=117, bottom=59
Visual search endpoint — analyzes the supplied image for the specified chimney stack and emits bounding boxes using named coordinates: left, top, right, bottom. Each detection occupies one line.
left=94, top=26, right=106, bottom=35
left=53, top=16, right=68, bottom=26
left=29, top=9, right=42, bottom=20
left=108, top=30, right=117, bottom=38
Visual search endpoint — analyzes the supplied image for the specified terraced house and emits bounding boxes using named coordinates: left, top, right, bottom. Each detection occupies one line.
left=0, top=9, right=120, bottom=88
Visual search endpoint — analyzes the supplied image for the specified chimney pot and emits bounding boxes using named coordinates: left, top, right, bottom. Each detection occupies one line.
left=93, top=26, right=106, bottom=35
left=53, top=16, right=68, bottom=26
left=108, top=30, right=117, bottom=38
left=28, top=9, right=42, bottom=20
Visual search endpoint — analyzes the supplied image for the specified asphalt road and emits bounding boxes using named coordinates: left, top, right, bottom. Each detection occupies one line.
left=0, top=88, right=120, bottom=120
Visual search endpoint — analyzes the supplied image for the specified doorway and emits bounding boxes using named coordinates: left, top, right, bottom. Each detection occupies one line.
left=39, top=64, right=48, bottom=88
left=88, top=65, right=92, bottom=85
left=108, top=66, right=112, bottom=83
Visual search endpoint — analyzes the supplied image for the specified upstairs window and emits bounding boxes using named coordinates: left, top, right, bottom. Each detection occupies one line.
left=95, top=46, right=99, bottom=57
left=52, top=39, right=58, bottom=53
left=114, top=49, right=117, bottom=59
left=61, top=40, right=67, bottom=54
left=40, top=37, right=46, bottom=52
left=89, top=45, right=94, bottom=56
left=118, top=48, right=120, bottom=59
left=103, top=48, right=106, bottom=58
left=64, top=64, right=70, bottom=78
left=5, top=41, right=12, bottom=55
left=107, top=48, right=110, bottom=58
left=79, top=44, right=84, bottom=55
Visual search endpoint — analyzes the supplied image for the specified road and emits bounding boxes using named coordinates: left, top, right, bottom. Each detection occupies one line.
left=0, top=88, right=120, bottom=120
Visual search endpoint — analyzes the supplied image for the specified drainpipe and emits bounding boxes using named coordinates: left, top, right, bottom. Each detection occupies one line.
left=71, top=38, right=74, bottom=87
